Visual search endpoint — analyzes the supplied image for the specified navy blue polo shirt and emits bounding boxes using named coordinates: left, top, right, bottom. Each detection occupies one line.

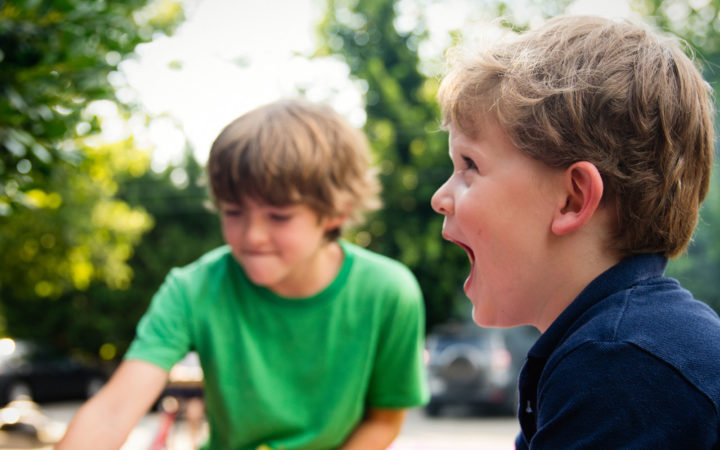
left=516, top=254, right=720, bottom=449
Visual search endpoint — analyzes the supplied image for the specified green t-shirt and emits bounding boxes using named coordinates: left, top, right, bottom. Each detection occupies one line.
left=125, top=240, right=429, bottom=449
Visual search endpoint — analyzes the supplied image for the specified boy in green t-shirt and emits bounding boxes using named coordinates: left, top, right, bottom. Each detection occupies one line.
left=58, top=98, right=429, bottom=449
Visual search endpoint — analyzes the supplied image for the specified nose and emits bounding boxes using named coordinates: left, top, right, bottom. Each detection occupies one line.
left=242, top=214, right=269, bottom=245
left=431, top=181, right=453, bottom=216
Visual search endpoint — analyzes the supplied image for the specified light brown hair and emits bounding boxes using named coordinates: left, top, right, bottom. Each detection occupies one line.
left=208, top=98, right=381, bottom=239
left=438, top=15, right=715, bottom=258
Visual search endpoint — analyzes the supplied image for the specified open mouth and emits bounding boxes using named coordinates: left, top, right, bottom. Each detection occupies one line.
left=442, top=229, right=475, bottom=266
left=449, top=238, right=474, bottom=265
left=443, top=235, right=475, bottom=294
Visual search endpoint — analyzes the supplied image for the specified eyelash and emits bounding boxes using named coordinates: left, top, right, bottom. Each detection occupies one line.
left=269, top=214, right=291, bottom=222
left=223, top=211, right=291, bottom=222
left=222, top=209, right=242, bottom=218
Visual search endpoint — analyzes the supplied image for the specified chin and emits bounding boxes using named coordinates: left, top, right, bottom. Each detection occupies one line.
left=471, top=307, right=495, bottom=328
left=470, top=299, right=511, bottom=328
left=473, top=308, right=528, bottom=329
left=243, top=270, right=277, bottom=288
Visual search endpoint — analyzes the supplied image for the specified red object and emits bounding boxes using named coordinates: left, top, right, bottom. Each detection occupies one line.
left=149, top=409, right=178, bottom=450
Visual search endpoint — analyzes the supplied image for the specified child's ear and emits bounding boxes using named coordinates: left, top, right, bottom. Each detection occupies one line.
left=323, top=214, right=347, bottom=231
left=551, top=161, right=604, bottom=235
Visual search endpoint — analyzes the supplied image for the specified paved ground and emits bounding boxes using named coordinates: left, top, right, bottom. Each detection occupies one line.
left=393, top=407, right=518, bottom=449
left=0, top=401, right=519, bottom=449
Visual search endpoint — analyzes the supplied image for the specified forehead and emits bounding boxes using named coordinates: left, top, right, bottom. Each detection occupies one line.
left=219, top=198, right=323, bottom=216
left=448, top=118, right=517, bottom=156
left=220, top=197, right=294, bottom=210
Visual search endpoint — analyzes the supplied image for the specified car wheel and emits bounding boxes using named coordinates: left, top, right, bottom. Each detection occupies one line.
left=85, top=377, right=105, bottom=398
left=7, top=381, right=32, bottom=402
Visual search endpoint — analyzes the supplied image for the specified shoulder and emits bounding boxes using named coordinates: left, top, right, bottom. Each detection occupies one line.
left=596, top=276, right=720, bottom=358
left=557, top=274, right=720, bottom=351
left=533, top=339, right=718, bottom=448
left=342, top=241, right=418, bottom=282
left=166, top=245, right=235, bottom=283
left=551, top=276, right=720, bottom=403
left=154, top=246, right=239, bottom=304
left=342, top=241, right=421, bottom=296
left=621, top=279, right=720, bottom=400
left=337, top=241, right=424, bottom=313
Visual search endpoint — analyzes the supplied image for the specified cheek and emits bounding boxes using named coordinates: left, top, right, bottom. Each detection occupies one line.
left=269, top=224, right=306, bottom=250
left=454, top=186, right=495, bottom=232
left=220, top=220, right=240, bottom=245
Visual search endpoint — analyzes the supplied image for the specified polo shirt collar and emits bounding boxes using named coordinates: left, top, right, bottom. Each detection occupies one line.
left=527, top=253, right=667, bottom=359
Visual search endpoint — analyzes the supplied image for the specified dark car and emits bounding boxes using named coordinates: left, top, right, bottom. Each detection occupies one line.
left=425, top=322, right=539, bottom=416
left=0, top=338, right=108, bottom=406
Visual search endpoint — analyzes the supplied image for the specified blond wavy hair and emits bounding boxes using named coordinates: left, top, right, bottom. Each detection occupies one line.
left=438, top=15, right=715, bottom=258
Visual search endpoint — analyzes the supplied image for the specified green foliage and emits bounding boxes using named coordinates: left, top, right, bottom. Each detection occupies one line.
left=3, top=154, right=224, bottom=360
left=0, top=132, right=153, bottom=299
left=0, top=0, right=182, bottom=211
left=0, top=0, right=184, bottom=352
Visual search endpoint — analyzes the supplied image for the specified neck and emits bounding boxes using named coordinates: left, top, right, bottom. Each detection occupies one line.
left=534, top=235, right=622, bottom=333
left=272, top=241, right=344, bottom=299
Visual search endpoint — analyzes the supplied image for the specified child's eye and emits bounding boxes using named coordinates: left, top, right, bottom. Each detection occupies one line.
left=269, top=213, right=292, bottom=222
left=462, top=156, right=477, bottom=171
left=222, top=209, right=243, bottom=218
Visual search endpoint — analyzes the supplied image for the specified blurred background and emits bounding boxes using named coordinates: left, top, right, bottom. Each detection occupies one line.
left=0, top=0, right=718, bottom=447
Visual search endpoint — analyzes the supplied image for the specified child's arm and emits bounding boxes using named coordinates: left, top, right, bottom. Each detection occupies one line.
left=340, top=407, right=407, bottom=450
left=56, top=359, right=168, bottom=450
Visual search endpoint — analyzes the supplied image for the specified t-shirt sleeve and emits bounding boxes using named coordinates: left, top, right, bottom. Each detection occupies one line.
left=123, top=268, right=194, bottom=371
left=367, top=267, right=430, bottom=408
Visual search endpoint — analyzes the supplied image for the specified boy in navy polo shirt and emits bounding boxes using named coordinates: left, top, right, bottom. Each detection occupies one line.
left=431, top=15, right=720, bottom=448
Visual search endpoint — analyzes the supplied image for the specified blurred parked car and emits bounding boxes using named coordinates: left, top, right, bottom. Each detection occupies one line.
left=0, top=338, right=108, bottom=406
left=425, top=322, right=540, bottom=416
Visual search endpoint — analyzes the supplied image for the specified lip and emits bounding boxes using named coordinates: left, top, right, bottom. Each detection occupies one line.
left=452, top=239, right=475, bottom=266
left=241, top=248, right=275, bottom=257
left=442, top=232, right=475, bottom=263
